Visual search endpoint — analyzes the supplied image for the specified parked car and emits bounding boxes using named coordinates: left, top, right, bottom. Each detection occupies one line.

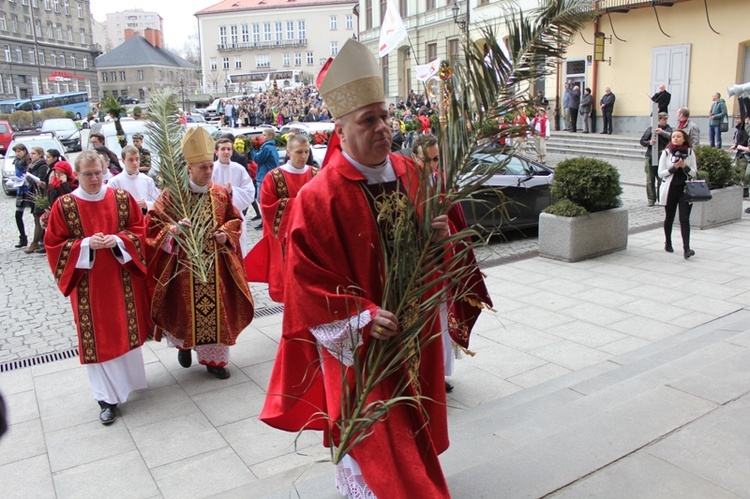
left=184, top=123, right=221, bottom=140
left=279, top=122, right=335, bottom=135
left=2, top=131, right=67, bottom=195
left=0, top=120, right=13, bottom=156
left=40, top=118, right=81, bottom=152
left=186, top=113, right=206, bottom=123
left=117, top=96, right=139, bottom=104
left=459, top=150, right=555, bottom=232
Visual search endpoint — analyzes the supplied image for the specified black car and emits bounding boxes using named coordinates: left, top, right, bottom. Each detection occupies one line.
left=117, top=96, right=139, bottom=104
left=460, top=150, right=554, bottom=232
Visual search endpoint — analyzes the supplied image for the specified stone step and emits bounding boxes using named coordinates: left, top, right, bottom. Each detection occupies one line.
left=441, top=310, right=750, bottom=497
left=231, top=310, right=750, bottom=498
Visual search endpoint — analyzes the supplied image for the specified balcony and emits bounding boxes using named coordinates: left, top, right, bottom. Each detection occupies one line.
left=593, top=0, right=679, bottom=13
left=217, top=39, right=308, bottom=52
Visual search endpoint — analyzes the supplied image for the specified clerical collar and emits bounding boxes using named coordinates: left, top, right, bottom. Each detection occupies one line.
left=72, top=186, right=107, bottom=201
left=343, top=152, right=395, bottom=185
left=189, top=179, right=209, bottom=193
left=125, top=171, right=140, bottom=178
left=280, top=162, right=309, bottom=174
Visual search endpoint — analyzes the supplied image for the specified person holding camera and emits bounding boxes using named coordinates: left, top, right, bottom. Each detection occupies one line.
left=658, top=129, right=697, bottom=259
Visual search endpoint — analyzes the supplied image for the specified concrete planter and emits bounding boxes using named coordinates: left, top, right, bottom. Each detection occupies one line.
left=689, top=185, right=743, bottom=230
left=539, top=206, right=628, bottom=262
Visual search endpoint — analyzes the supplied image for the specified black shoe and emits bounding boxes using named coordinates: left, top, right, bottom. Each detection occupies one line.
left=254, top=222, right=263, bottom=230
left=98, top=402, right=117, bottom=425
left=684, top=249, right=695, bottom=259
left=250, top=215, right=262, bottom=221
left=445, top=382, right=454, bottom=393
left=14, top=237, right=27, bottom=248
left=34, top=247, right=46, bottom=254
left=206, top=365, right=231, bottom=379
left=648, top=201, right=655, bottom=207
left=665, top=243, right=674, bottom=253
left=608, top=132, right=613, bottom=135
left=178, top=349, right=192, bottom=368
left=600, top=131, right=607, bottom=134
left=745, top=207, right=750, bottom=214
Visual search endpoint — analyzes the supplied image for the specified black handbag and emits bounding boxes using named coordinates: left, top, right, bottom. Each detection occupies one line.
left=721, top=116, right=729, bottom=133
left=684, top=176, right=712, bottom=203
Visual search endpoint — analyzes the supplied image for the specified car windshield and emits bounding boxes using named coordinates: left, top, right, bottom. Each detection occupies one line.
left=472, top=153, right=528, bottom=176
left=105, top=133, right=155, bottom=158
left=5, top=138, right=63, bottom=163
left=42, top=120, right=76, bottom=131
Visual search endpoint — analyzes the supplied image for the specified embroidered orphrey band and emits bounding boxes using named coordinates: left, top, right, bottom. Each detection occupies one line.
left=76, top=273, right=97, bottom=363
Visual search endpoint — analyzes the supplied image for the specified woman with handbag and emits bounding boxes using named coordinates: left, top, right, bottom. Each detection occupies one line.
left=658, top=129, right=697, bottom=259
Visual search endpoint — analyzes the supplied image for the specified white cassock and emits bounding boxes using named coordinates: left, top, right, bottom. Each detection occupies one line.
left=212, top=160, right=255, bottom=256
left=107, top=171, right=161, bottom=211
left=72, top=187, right=148, bottom=404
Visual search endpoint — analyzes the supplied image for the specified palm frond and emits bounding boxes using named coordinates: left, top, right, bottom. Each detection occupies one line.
left=146, top=90, right=215, bottom=283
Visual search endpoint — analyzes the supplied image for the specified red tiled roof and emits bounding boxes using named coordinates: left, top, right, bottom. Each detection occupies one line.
left=196, top=0, right=355, bottom=15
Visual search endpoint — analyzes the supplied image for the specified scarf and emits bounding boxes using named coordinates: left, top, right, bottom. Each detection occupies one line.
left=667, top=143, right=690, bottom=156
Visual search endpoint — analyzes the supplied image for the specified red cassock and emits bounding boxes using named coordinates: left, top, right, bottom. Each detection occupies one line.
left=260, top=150, right=452, bottom=499
left=44, top=188, right=151, bottom=364
left=244, top=166, right=319, bottom=302
left=146, top=183, right=254, bottom=348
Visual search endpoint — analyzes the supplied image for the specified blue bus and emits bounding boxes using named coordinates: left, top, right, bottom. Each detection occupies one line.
left=0, top=91, right=90, bottom=119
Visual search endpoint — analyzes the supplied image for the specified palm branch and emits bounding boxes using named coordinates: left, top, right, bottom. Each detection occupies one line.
left=146, top=90, right=215, bottom=284
left=329, top=0, right=595, bottom=464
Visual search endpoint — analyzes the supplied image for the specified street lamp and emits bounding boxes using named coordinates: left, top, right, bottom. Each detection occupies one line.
left=179, top=77, right=186, bottom=110
left=451, top=3, right=469, bottom=32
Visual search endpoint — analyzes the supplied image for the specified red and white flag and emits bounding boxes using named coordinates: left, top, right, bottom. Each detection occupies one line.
left=378, top=0, right=407, bottom=58
left=416, top=59, right=441, bottom=82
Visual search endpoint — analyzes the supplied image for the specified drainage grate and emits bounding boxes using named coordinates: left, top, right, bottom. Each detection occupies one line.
left=0, top=306, right=284, bottom=373
left=254, top=304, right=284, bottom=318
left=0, top=347, right=79, bottom=373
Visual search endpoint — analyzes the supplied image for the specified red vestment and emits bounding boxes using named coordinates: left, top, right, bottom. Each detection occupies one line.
left=245, top=166, right=318, bottom=302
left=44, top=188, right=151, bottom=364
left=260, top=150, right=451, bottom=498
left=146, top=183, right=254, bottom=349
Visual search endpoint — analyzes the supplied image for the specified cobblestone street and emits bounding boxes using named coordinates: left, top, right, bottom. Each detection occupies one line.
left=0, top=153, right=694, bottom=365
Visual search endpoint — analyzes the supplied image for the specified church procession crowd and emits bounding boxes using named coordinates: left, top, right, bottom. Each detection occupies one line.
left=2, top=39, right=493, bottom=498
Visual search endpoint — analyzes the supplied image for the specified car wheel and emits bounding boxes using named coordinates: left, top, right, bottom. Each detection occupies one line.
left=75, top=112, right=82, bottom=120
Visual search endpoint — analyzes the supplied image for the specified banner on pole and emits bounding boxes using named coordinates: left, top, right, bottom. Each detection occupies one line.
left=378, top=0, right=407, bottom=57
left=415, top=59, right=440, bottom=82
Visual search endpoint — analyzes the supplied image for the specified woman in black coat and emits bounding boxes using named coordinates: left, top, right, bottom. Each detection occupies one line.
left=23, top=146, right=50, bottom=253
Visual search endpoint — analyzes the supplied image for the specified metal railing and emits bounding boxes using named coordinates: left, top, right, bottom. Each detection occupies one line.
left=217, top=39, right=308, bottom=52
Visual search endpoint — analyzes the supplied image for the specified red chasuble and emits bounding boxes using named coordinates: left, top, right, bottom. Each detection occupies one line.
left=44, top=188, right=151, bottom=364
left=244, top=166, right=318, bottom=302
left=146, top=183, right=254, bottom=348
left=260, top=149, right=451, bottom=499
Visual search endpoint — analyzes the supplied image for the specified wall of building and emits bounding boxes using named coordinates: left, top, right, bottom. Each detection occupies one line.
left=197, top=2, right=357, bottom=93
left=0, top=0, right=99, bottom=102
left=105, top=9, right=163, bottom=49
left=98, top=65, right=193, bottom=101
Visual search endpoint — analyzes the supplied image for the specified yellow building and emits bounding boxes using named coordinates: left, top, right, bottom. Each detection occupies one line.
left=358, top=0, right=750, bottom=134
left=558, top=0, right=750, bottom=133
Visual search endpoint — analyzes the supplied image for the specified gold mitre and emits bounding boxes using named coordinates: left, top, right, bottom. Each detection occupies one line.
left=182, top=126, right=215, bottom=164
left=318, top=39, right=384, bottom=118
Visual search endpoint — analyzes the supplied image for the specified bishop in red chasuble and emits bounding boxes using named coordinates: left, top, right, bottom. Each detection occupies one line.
left=146, top=126, right=254, bottom=379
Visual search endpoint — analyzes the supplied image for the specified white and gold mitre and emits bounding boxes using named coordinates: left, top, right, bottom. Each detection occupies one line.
left=318, top=39, right=385, bottom=119
left=182, top=126, right=215, bottom=164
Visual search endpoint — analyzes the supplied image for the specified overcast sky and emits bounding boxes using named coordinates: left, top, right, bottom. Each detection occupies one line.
left=89, top=0, right=216, bottom=50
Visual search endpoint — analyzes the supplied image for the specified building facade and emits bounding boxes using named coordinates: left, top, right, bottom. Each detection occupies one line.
left=0, top=0, right=100, bottom=101
left=95, top=35, right=196, bottom=103
left=559, top=0, right=750, bottom=133
left=104, top=9, right=164, bottom=52
left=195, top=0, right=358, bottom=95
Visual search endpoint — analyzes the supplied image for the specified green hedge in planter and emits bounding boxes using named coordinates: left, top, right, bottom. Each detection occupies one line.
left=544, top=156, right=622, bottom=216
left=694, top=145, right=737, bottom=189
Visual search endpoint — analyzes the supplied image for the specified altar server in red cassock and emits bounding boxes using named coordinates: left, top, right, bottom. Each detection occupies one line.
left=259, top=39, right=490, bottom=499
left=244, top=133, right=318, bottom=302
left=146, top=126, right=254, bottom=380
left=44, top=151, right=151, bottom=425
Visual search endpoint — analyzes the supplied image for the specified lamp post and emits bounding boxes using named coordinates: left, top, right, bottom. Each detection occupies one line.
left=451, top=3, right=469, bottom=32
left=224, top=69, right=229, bottom=97
left=179, top=77, right=186, bottom=110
